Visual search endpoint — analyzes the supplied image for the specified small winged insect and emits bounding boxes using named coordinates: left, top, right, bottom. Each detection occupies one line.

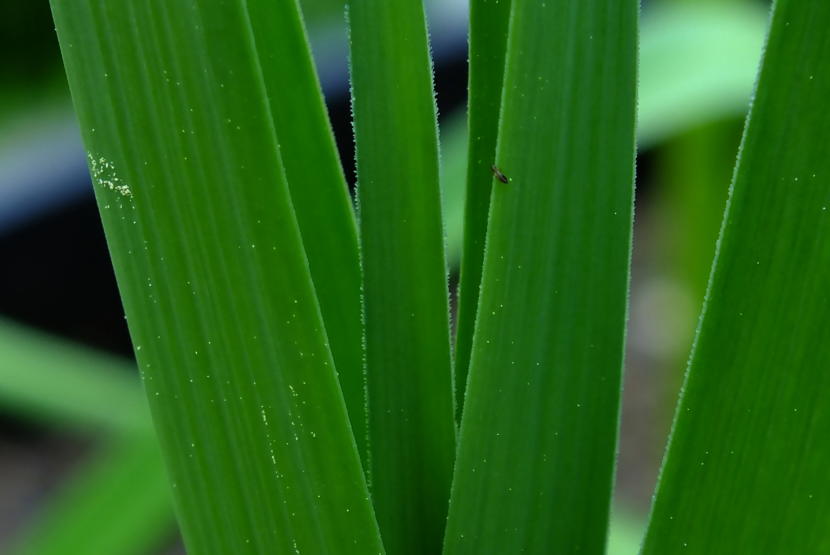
left=491, top=164, right=509, bottom=184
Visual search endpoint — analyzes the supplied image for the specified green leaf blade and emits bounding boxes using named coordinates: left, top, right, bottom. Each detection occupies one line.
left=50, top=2, right=382, bottom=553
left=347, top=1, right=456, bottom=553
left=643, top=1, right=830, bottom=552
left=246, top=0, right=367, bottom=465
left=442, top=3, right=768, bottom=272
left=444, top=1, right=637, bottom=552
left=454, top=0, right=513, bottom=420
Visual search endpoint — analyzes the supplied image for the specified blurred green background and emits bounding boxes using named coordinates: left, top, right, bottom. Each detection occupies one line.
left=0, top=0, right=768, bottom=553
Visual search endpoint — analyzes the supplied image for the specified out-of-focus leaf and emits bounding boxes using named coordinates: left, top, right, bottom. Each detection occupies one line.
left=638, top=3, right=767, bottom=147
left=0, top=320, right=150, bottom=435
left=13, top=438, right=172, bottom=555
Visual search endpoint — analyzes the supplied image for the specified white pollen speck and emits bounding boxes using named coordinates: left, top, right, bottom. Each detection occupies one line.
left=88, top=154, right=133, bottom=198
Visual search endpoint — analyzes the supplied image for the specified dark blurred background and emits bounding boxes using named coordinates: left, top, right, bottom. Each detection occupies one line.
left=0, top=0, right=768, bottom=553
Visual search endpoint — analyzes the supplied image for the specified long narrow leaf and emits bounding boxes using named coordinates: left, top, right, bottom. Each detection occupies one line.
left=50, top=2, right=383, bottom=553
left=444, top=0, right=637, bottom=552
left=246, top=0, right=367, bottom=464
left=441, top=2, right=767, bottom=273
left=643, top=1, right=830, bottom=552
left=347, top=0, right=456, bottom=552
left=453, top=0, right=513, bottom=420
